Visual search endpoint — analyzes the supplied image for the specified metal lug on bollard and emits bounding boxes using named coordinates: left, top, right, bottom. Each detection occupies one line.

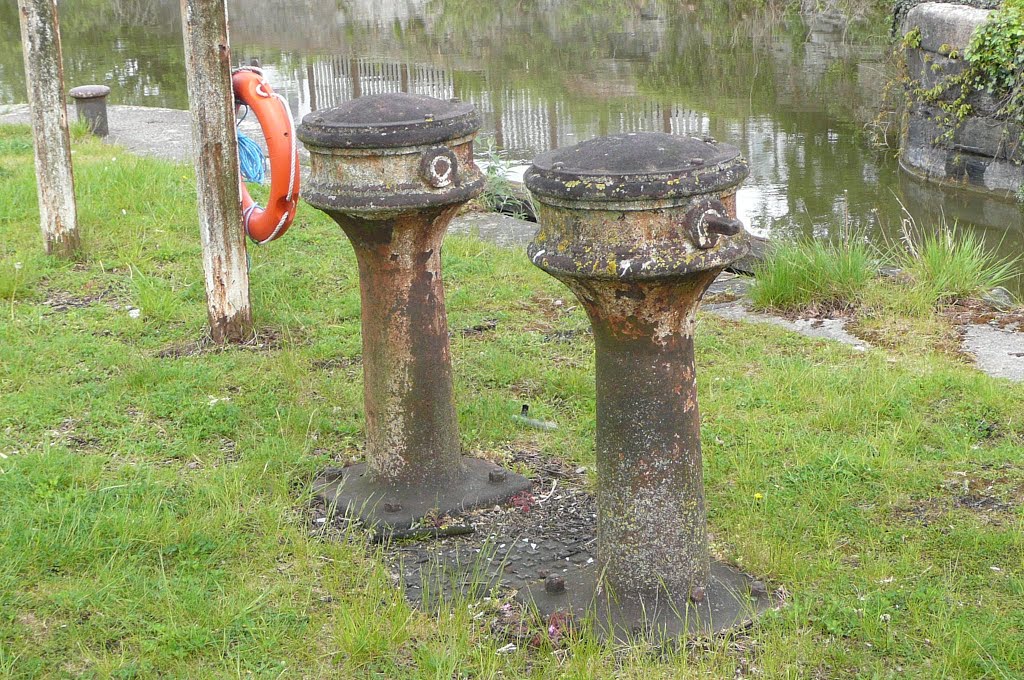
left=518, top=132, right=772, bottom=640
left=68, top=85, right=111, bottom=137
left=297, top=93, right=531, bottom=536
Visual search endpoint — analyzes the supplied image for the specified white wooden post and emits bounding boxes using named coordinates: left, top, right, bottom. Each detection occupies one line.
left=179, top=0, right=253, bottom=344
left=17, top=0, right=81, bottom=258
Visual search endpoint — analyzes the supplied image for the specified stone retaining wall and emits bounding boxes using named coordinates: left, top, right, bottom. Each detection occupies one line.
left=900, top=3, right=1022, bottom=197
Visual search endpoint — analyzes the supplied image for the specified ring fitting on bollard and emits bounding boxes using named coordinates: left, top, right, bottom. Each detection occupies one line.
left=419, top=147, right=458, bottom=188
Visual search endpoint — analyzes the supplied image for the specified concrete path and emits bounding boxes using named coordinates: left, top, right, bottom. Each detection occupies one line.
left=705, top=301, right=871, bottom=352
left=962, top=325, right=1024, bottom=382
left=3, top=102, right=1021, bottom=381
left=0, top=104, right=266, bottom=164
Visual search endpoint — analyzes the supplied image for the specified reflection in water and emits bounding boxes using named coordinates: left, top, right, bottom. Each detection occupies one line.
left=1, top=0, right=1020, bottom=288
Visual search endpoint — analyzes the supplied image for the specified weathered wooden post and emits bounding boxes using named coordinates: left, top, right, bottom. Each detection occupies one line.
left=179, top=0, right=253, bottom=343
left=17, top=0, right=81, bottom=258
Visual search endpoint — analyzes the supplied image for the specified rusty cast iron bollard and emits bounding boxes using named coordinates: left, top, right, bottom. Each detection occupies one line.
left=521, top=132, right=771, bottom=638
left=69, top=85, right=111, bottom=137
left=298, top=94, right=530, bottom=534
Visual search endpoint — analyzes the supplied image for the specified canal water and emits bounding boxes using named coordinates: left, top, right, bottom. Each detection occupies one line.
left=1, top=0, right=1021, bottom=290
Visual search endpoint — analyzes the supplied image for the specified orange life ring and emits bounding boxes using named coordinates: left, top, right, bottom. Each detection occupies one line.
left=231, top=67, right=299, bottom=244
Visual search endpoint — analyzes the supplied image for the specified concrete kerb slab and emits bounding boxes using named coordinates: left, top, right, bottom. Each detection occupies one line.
left=447, top=211, right=538, bottom=248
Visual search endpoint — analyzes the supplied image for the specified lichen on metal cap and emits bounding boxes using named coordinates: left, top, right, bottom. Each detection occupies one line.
left=297, top=93, right=480, bottom=150
left=525, top=132, right=748, bottom=205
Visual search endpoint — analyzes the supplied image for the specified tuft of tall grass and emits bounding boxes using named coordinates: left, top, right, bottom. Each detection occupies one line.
left=750, top=238, right=876, bottom=312
left=476, top=144, right=535, bottom=222
left=752, top=218, right=1018, bottom=318
left=895, top=222, right=1018, bottom=304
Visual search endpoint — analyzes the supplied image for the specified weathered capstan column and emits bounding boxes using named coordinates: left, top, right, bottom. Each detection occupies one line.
left=298, top=94, right=530, bottom=534
left=521, top=132, right=771, bottom=637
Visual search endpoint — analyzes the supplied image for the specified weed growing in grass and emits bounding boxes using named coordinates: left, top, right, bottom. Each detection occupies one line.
left=477, top=143, right=535, bottom=221
left=0, top=259, right=26, bottom=309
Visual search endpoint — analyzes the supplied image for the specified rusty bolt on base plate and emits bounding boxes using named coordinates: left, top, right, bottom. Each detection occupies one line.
left=519, top=132, right=773, bottom=640
left=298, top=94, right=530, bottom=537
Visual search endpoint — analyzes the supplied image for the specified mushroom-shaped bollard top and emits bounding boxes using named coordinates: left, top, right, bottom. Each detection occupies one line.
left=69, top=85, right=112, bottom=101
left=526, top=131, right=749, bottom=282
left=299, top=93, right=485, bottom=216
left=522, top=132, right=767, bottom=638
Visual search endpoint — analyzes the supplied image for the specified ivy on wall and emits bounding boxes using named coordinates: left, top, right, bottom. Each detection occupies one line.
left=879, top=1, right=1024, bottom=200
left=964, top=0, right=1024, bottom=125
left=909, top=1, right=1024, bottom=129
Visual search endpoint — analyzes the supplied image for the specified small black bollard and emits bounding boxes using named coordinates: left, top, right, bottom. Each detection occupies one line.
left=519, top=132, right=772, bottom=639
left=68, top=85, right=111, bottom=137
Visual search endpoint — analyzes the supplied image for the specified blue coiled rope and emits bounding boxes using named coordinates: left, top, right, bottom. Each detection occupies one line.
left=235, top=105, right=262, bottom=267
left=237, top=132, right=266, bottom=185
left=235, top=106, right=266, bottom=185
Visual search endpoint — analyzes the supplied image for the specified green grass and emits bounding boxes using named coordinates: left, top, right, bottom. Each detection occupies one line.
left=750, top=229, right=1019, bottom=354
left=752, top=227, right=1017, bottom=315
left=897, top=225, right=1018, bottom=304
left=750, top=238, right=876, bottom=312
left=2, top=124, right=1024, bottom=677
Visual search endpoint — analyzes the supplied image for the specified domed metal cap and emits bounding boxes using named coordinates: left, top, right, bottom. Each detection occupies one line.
left=69, top=85, right=111, bottom=100
left=297, top=93, right=480, bottom=150
left=525, top=132, right=748, bottom=204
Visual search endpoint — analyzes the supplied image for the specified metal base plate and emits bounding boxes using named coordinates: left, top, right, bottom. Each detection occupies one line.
left=314, top=458, right=532, bottom=538
left=519, top=560, right=773, bottom=641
